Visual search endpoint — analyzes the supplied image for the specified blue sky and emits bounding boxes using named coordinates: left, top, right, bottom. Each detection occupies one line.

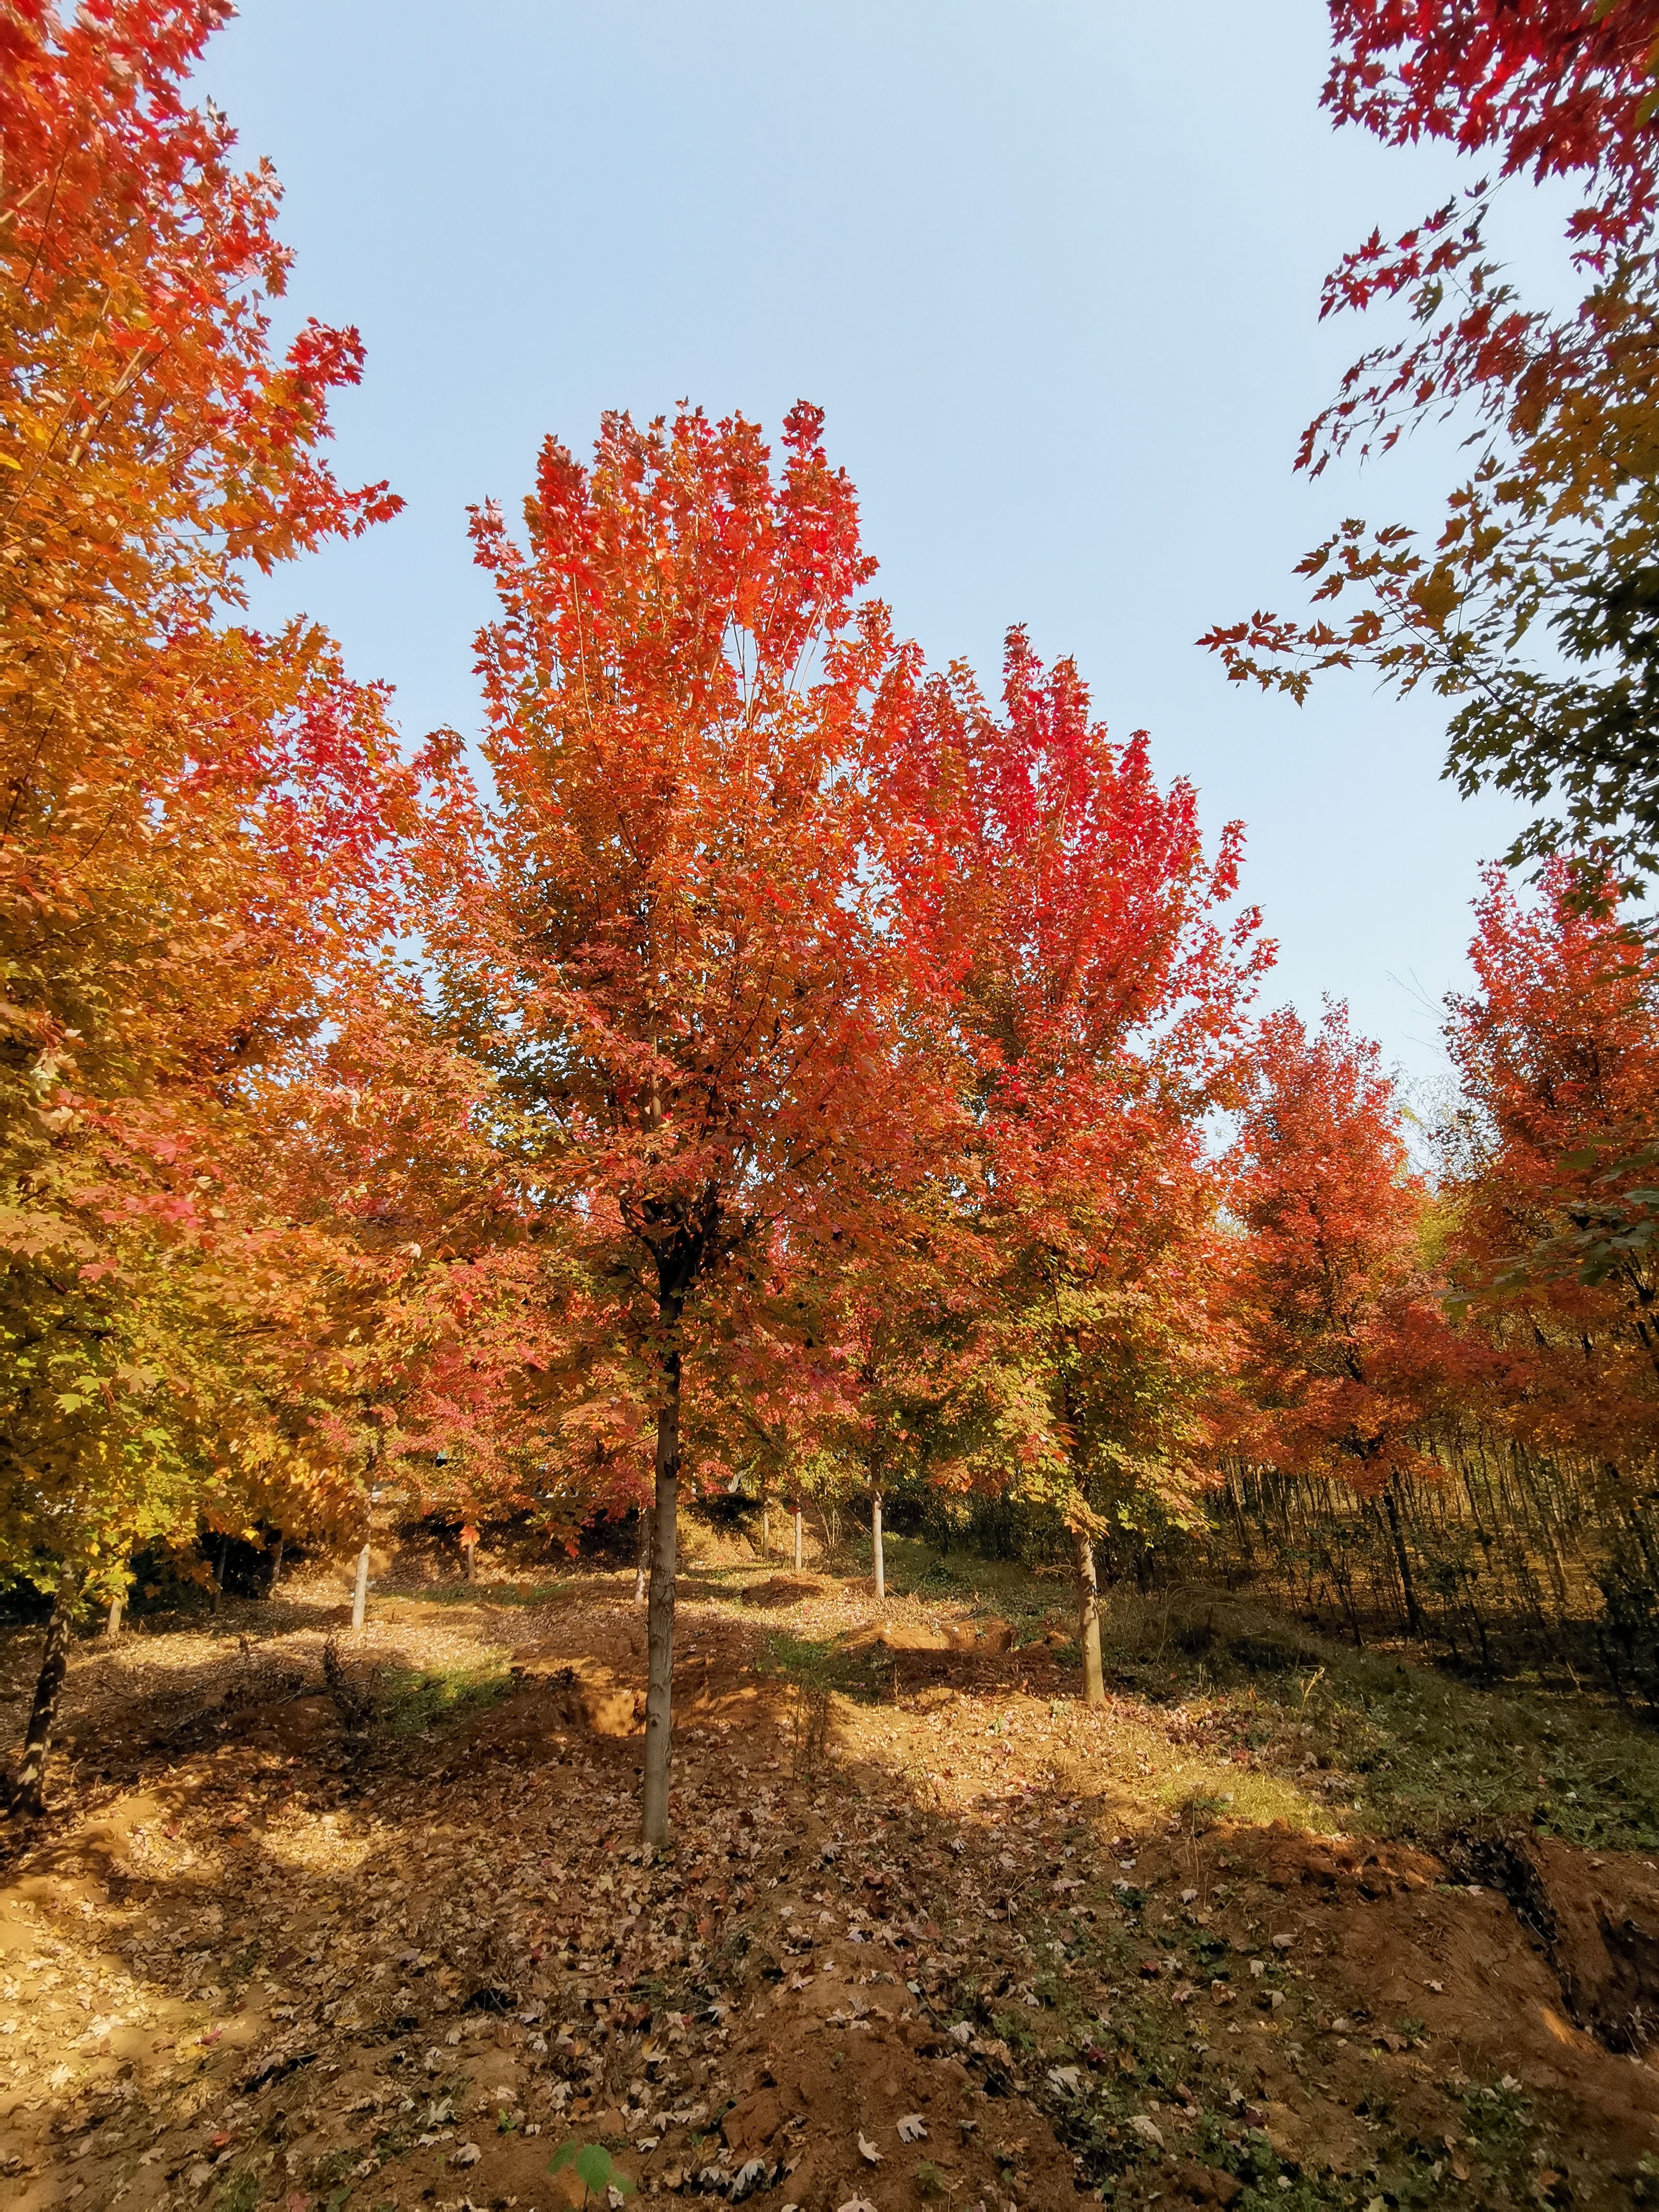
left=201, top=0, right=1570, bottom=1103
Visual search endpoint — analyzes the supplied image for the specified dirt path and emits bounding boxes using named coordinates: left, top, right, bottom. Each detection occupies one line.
left=2, top=1558, right=1657, bottom=2212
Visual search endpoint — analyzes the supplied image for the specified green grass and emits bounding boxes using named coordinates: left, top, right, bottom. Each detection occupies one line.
left=1296, top=1644, right=1659, bottom=1851
left=732, top=1528, right=1659, bottom=1853
left=410, top=1579, right=573, bottom=1607
left=1094, top=1586, right=1659, bottom=1853
left=862, top=1533, right=1063, bottom=1626
left=757, top=1628, right=876, bottom=1701
left=379, top=1659, right=514, bottom=1737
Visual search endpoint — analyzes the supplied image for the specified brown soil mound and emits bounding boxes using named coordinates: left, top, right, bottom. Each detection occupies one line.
left=742, top=1577, right=832, bottom=1608
left=1530, top=1834, right=1659, bottom=2054
left=1213, top=1817, right=1659, bottom=2175
left=643, top=1968, right=1083, bottom=2212
left=858, top=1616, right=1016, bottom=1658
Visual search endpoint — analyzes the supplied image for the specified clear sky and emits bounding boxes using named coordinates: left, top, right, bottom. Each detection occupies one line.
left=200, top=0, right=1564, bottom=1103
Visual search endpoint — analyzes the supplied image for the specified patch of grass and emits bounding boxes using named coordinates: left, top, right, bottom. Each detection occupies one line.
left=414, top=1580, right=572, bottom=1607
left=1059, top=1583, right=1659, bottom=1854
left=757, top=1629, right=874, bottom=1702
left=379, top=1659, right=513, bottom=1737
left=875, top=1536, right=1057, bottom=1625
left=1290, top=1639, right=1659, bottom=1851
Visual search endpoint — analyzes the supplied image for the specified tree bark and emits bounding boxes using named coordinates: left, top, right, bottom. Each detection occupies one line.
left=351, top=1541, right=371, bottom=1632
left=793, top=1504, right=804, bottom=1572
left=105, top=1591, right=123, bottom=1639
left=872, top=1490, right=885, bottom=1603
left=634, top=1504, right=651, bottom=1606
left=642, top=1340, right=682, bottom=1849
left=1073, top=1525, right=1105, bottom=1706
left=212, top=1532, right=230, bottom=1614
left=1381, top=1480, right=1423, bottom=1637
left=761, top=1503, right=770, bottom=1560
left=9, top=1571, right=81, bottom=1817
left=268, top=1534, right=284, bottom=1593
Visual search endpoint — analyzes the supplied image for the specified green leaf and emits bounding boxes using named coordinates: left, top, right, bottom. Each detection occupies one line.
left=576, top=2143, right=626, bottom=2195
left=548, top=2141, right=635, bottom=2196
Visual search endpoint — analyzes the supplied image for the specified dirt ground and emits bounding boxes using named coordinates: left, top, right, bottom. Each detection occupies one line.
left=2, top=1538, right=1658, bottom=2212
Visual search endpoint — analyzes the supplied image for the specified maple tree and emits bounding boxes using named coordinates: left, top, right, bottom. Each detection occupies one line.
left=420, top=402, right=946, bottom=1842
left=1443, top=864, right=1659, bottom=1444
left=1214, top=1003, right=1460, bottom=1633
left=1205, top=0, right=1659, bottom=897
left=1437, top=863, right=1659, bottom=1689
left=893, top=632, right=1269, bottom=1698
left=0, top=0, right=415, bottom=1812
left=796, top=1217, right=998, bottom=1602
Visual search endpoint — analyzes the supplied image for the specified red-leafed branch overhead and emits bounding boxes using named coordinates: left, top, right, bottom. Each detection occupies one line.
left=1327, top=0, right=1659, bottom=248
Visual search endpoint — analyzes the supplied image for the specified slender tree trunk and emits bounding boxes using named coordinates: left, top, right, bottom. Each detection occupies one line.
left=634, top=1505, right=651, bottom=1606
left=463, top=1536, right=475, bottom=1583
left=212, top=1532, right=229, bottom=1614
left=1381, top=1480, right=1423, bottom=1636
left=351, top=1541, right=371, bottom=1632
left=872, top=1490, right=885, bottom=1603
left=105, top=1592, right=123, bottom=1639
left=642, top=1340, right=682, bottom=1849
left=793, top=1504, right=803, bottom=1572
left=1073, top=1525, right=1105, bottom=1705
left=761, top=1503, right=770, bottom=1560
left=9, top=1571, right=81, bottom=1817
left=268, top=1535, right=284, bottom=1594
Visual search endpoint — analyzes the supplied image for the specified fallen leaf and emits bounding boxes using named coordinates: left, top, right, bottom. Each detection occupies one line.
left=897, top=2115, right=927, bottom=2142
left=1130, top=2116, right=1165, bottom=2150
left=859, top=2133, right=884, bottom=2164
left=453, top=2141, right=482, bottom=2166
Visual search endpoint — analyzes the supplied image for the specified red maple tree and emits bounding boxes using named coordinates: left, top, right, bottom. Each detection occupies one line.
left=421, top=403, right=947, bottom=1841
left=1443, top=863, right=1659, bottom=1466
left=1215, top=1004, right=1460, bottom=1632
left=892, top=632, right=1269, bottom=1697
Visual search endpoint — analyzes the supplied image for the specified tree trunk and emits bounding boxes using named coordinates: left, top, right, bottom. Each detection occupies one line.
left=105, top=1591, right=123, bottom=1639
left=351, top=1541, right=371, bottom=1632
left=9, top=1571, right=81, bottom=1817
left=463, top=1537, right=475, bottom=1583
left=793, top=1504, right=803, bottom=1572
left=268, top=1535, right=284, bottom=1593
left=634, top=1505, right=651, bottom=1606
left=212, top=1532, right=230, bottom=1614
left=1073, top=1525, right=1105, bottom=1706
left=761, top=1503, right=770, bottom=1560
left=1381, top=1480, right=1423, bottom=1636
left=642, top=1342, right=682, bottom=1849
left=872, top=1490, right=885, bottom=1603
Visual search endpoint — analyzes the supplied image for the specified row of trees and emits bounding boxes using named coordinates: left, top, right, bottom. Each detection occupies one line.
left=4, top=3, right=1657, bottom=1835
